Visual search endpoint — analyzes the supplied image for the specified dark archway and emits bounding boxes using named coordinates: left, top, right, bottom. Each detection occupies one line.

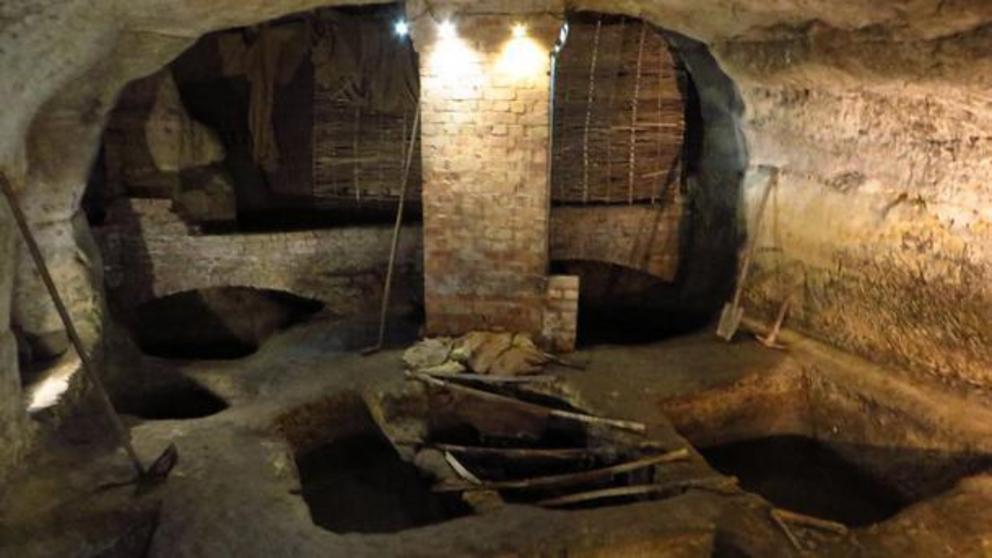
left=131, top=287, right=324, bottom=360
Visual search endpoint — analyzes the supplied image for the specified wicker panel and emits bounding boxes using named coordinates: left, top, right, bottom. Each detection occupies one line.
left=552, top=17, right=685, bottom=205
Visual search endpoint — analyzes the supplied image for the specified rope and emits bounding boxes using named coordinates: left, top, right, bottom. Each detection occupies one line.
left=581, top=17, right=601, bottom=204
left=628, top=22, right=647, bottom=205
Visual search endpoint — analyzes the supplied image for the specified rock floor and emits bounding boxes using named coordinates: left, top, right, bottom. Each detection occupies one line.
left=1, top=318, right=991, bottom=557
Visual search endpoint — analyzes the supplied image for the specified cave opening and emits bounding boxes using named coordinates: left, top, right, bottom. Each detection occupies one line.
left=131, top=287, right=324, bottom=360
left=85, top=2, right=422, bottom=234
left=296, top=431, right=472, bottom=533
left=115, top=378, right=229, bottom=420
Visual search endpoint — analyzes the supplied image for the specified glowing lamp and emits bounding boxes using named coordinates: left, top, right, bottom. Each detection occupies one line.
left=512, top=23, right=527, bottom=38
left=394, top=20, right=409, bottom=37
left=438, top=19, right=456, bottom=39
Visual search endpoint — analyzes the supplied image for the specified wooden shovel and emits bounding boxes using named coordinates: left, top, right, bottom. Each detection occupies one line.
left=716, top=167, right=779, bottom=341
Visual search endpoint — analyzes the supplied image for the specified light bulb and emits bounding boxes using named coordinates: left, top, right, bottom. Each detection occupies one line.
left=512, top=23, right=527, bottom=38
left=394, top=20, right=409, bottom=37
left=438, top=19, right=456, bottom=39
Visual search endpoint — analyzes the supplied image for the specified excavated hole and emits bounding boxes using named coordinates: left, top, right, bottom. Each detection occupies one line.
left=115, top=377, right=228, bottom=420
left=663, top=373, right=992, bottom=527
left=277, top=393, right=470, bottom=534
left=296, top=432, right=472, bottom=533
left=131, top=287, right=324, bottom=360
left=699, top=435, right=904, bottom=526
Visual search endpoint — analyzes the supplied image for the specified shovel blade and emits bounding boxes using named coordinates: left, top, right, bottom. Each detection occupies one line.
left=716, top=304, right=743, bottom=341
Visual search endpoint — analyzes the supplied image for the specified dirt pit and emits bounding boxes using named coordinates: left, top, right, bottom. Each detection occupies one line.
left=115, top=378, right=228, bottom=420
left=131, top=287, right=324, bottom=360
left=700, top=435, right=904, bottom=526
left=296, top=432, right=471, bottom=533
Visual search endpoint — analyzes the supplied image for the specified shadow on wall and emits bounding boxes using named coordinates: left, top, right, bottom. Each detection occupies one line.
left=654, top=31, right=748, bottom=321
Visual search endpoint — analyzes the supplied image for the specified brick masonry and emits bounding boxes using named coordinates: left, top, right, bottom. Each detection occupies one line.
left=411, top=12, right=561, bottom=339
left=550, top=202, right=683, bottom=281
left=543, top=275, right=579, bottom=352
left=93, top=199, right=422, bottom=318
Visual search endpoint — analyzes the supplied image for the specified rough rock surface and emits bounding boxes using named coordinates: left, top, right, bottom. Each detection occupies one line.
left=145, top=72, right=225, bottom=174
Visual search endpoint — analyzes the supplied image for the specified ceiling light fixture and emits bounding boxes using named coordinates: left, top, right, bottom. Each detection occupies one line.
left=438, top=19, right=456, bottom=39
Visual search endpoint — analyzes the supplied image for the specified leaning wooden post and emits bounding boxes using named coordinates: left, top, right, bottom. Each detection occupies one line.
left=0, top=173, right=147, bottom=478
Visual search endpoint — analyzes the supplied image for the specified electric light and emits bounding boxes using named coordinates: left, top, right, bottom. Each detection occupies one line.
left=438, top=19, right=456, bottom=39
left=497, top=32, right=547, bottom=80
left=512, top=23, right=527, bottom=38
left=394, top=19, right=409, bottom=37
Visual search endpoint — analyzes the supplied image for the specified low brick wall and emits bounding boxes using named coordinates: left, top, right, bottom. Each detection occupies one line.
left=94, top=199, right=422, bottom=317
left=542, top=275, right=579, bottom=351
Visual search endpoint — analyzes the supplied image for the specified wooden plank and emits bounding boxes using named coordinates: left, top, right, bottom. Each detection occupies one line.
left=434, top=444, right=620, bottom=461
left=536, top=476, right=739, bottom=507
left=434, top=449, right=690, bottom=492
left=407, top=372, right=647, bottom=433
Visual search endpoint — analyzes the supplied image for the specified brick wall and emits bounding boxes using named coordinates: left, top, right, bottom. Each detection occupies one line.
left=543, top=275, right=579, bottom=352
left=412, top=13, right=560, bottom=337
left=94, top=199, right=422, bottom=318
left=550, top=202, right=683, bottom=281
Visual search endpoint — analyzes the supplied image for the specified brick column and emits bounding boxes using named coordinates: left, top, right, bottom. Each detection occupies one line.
left=411, top=13, right=560, bottom=338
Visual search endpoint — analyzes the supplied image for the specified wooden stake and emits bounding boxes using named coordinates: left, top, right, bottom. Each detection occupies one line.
left=435, top=444, right=616, bottom=461
left=581, top=17, right=602, bottom=203
left=407, top=372, right=646, bottom=433
left=772, top=508, right=848, bottom=536
left=628, top=22, right=647, bottom=205
left=536, top=476, right=739, bottom=507
left=444, top=451, right=482, bottom=485
left=770, top=508, right=804, bottom=552
left=0, top=174, right=147, bottom=478
left=435, top=449, right=689, bottom=492
left=756, top=296, right=792, bottom=350
left=424, top=372, right=560, bottom=385
left=361, top=104, right=421, bottom=355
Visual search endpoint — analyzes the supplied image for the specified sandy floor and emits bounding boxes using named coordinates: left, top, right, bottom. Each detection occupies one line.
left=1, top=318, right=990, bottom=557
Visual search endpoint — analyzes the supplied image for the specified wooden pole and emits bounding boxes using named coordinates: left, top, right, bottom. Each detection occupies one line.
left=581, top=18, right=602, bottom=204
left=628, top=22, right=647, bottom=204
left=365, top=103, right=421, bottom=353
left=407, top=371, right=647, bottom=433
left=0, top=174, right=146, bottom=477
left=435, top=449, right=689, bottom=492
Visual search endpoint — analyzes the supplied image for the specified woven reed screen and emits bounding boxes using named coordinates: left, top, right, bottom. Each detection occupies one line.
left=310, top=12, right=421, bottom=204
left=551, top=16, right=685, bottom=205
left=312, top=100, right=421, bottom=203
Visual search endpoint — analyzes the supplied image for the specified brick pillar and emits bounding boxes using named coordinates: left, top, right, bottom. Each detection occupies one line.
left=411, top=12, right=560, bottom=338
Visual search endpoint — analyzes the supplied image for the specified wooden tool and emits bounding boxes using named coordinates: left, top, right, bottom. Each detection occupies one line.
left=717, top=166, right=779, bottom=341
left=756, top=295, right=791, bottom=350
left=1, top=173, right=177, bottom=490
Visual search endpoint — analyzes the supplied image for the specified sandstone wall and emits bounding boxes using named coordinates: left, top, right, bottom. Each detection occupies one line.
left=716, top=24, right=992, bottom=395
